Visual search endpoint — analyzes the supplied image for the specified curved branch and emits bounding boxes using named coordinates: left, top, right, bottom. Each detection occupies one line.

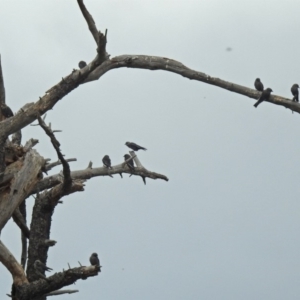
left=0, top=240, right=28, bottom=285
left=84, top=54, right=300, bottom=113
left=37, top=115, right=72, bottom=194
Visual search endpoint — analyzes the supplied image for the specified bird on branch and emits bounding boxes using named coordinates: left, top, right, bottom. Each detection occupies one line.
left=291, top=84, right=299, bottom=102
left=102, top=155, right=112, bottom=169
left=90, top=253, right=100, bottom=266
left=254, top=78, right=264, bottom=92
left=78, top=61, right=87, bottom=69
left=253, top=88, right=273, bottom=108
left=125, top=141, right=147, bottom=151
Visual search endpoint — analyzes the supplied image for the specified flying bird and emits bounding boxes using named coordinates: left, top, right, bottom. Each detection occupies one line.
left=124, top=154, right=134, bottom=171
left=102, top=155, right=112, bottom=169
left=78, top=61, right=87, bottom=69
left=254, top=78, right=264, bottom=92
left=1, top=103, right=14, bottom=118
left=34, top=260, right=52, bottom=273
left=253, top=88, right=273, bottom=108
left=291, top=84, right=299, bottom=102
left=125, top=142, right=147, bottom=151
left=90, top=253, right=100, bottom=266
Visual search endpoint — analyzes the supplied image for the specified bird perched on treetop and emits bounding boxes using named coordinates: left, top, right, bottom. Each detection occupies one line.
left=124, top=154, right=134, bottom=171
left=291, top=84, right=299, bottom=102
left=254, top=78, right=264, bottom=92
left=90, top=253, right=100, bottom=266
left=78, top=61, right=87, bottom=69
left=125, top=142, right=147, bottom=151
left=1, top=103, right=14, bottom=118
left=102, top=155, right=112, bottom=169
left=253, top=88, right=273, bottom=108
left=34, top=260, right=52, bottom=273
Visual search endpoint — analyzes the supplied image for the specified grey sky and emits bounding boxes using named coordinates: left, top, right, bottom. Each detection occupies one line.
left=1, top=0, right=300, bottom=299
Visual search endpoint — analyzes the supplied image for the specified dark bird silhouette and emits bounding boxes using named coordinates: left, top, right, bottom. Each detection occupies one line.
left=124, top=154, right=134, bottom=171
left=254, top=78, right=264, bottom=92
left=291, top=84, right=299, bottom=102
left=78, top=61, right=87, bottom=69
left=1, top=103, right=14, bottom=118
left=34, top=260, right=52, bottom=273
left=90, top=253, right=100, bottom=266
left=125, top=142, right=147, bottom=151
left=102, top=155, right=112, bottom=169
left=253, top=88, right=273, bottom=108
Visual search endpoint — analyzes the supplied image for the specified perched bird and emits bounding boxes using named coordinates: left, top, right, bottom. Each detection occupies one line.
left=291, top=84, right=299, bottom=102
left=34, top=260, right=52, bottom=273
left=253, top=88, right=273, bottom=108
left=1, top=103, right=14, bottom=118
left=78, top=61, right=87, bottom=69
left=102, top=155, right=112, bottom=169
left=90, top=253, right=100, bottom=266
left=124, top=154, right=134, bottom=171
left=125, top=142, right=147, bottom=151
left=254, top=78, right=264, bottom=92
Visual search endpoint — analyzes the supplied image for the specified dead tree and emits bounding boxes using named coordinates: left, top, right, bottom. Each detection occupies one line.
left=0, top=1, right=298, bottom=299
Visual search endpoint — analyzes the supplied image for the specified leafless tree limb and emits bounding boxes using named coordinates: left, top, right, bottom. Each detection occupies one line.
left=12, top=207, right=30, bottom=239
left=0, top=240, right=28, bottom=285
left=23, top=138, right=39, bottom=152
left=45, top=289, right=79, bottom=296
left=77, top=0, right=107, bottom=59
left=83, top=54, right=300, bottom=113
left=26, top=180, right=84, bottom=283
left=0, top=149, right=44, bottom=231
left=19, top=200, right=28, bottom=269
left=37, top=115, right=72, bottom=195
left=0, top=55, right=5, bottom=106
left=46, top=158, right=77, bottom=171
left=32, top=154, right=168, bottom=194
left=15, top=265, right=99, bottom=299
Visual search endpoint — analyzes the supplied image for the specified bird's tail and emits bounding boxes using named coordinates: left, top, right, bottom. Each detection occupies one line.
left=253, top=100, right=260, bottom=108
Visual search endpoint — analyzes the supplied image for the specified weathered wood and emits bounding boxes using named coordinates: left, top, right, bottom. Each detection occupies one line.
left=12, top=208, right=30, bottom=239
left=15, top=266, right=99, bottom=300
left=0, top=240, right=28, bottom=285
left=26, top=181, right=84, bottom=283
left=0, top=149, right=44, bottom=231
left=32, top=157, right=169, bottom=195
left=84, top=54, right=300, bottom=113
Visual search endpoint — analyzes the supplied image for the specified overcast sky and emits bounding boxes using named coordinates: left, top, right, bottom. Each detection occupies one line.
left=1, top=0, right=300, bottom=299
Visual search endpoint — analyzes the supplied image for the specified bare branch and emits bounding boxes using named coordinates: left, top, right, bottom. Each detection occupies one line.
left=77, top=0, right=99, bottom=45
left=33, top=155, right=168, bottom=194
left=44, top=240, right=57, bottom=247
left=45, top=289, right=79, bottom=297
left=15, top=266, right=99, bottom=299
left=0, top=55, right=5, bottom=106
left=0, top=149, right=44, bottom=231
left=37, top=115, right=72, bottom=195
left=27, top=180, right=84, bottom=282
left=12, top=207, right=30, bottom=239
left=46, top=158, right=77, bottom=171
left=23, top=138, right=39, bottom=152
left=84, top=54, right=300, bottom=113
left=19, top=199, right=28, bottom=269
left=0, top=240, right=28, bottom=285
left=77, top=0, right=107, bottom=59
